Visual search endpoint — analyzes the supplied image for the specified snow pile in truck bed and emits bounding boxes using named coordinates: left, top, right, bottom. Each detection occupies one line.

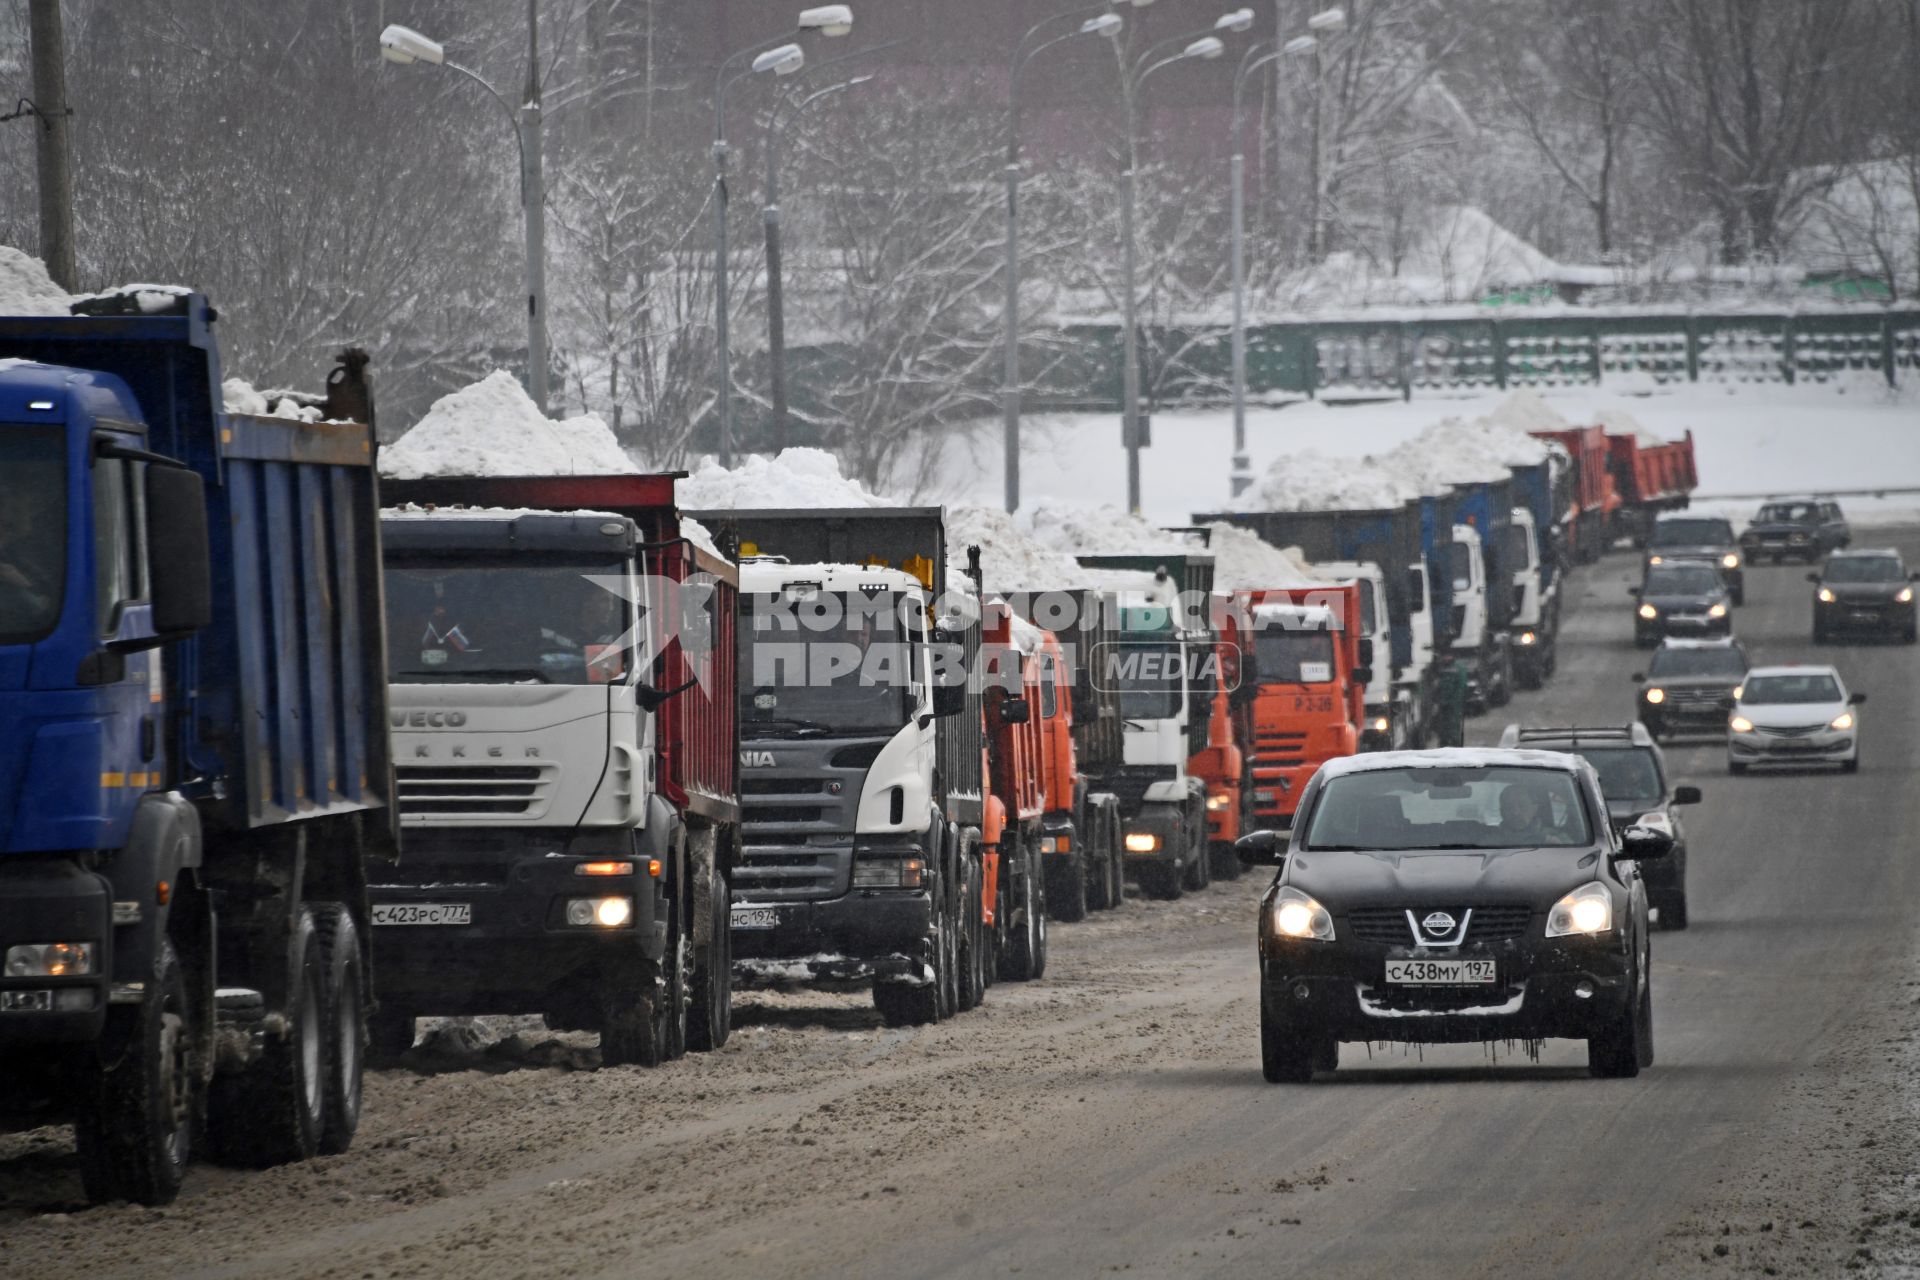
left=1478, top=388, right=1571, bottom=437
left=678, top=447, right=894, bottom=510
left=381, top=370, right=637, bottom=479
left=1198, top=522, right=1324, bottom=589
left=945, top=505, right=1089, bottom=594
left=1026, top=503, right=1191, bottom=557
left=1236, top=449, right=1425, bottom=512
left=1593, top=407, right=1665, bottom=446
left=0, top=247, right=74, bottom=316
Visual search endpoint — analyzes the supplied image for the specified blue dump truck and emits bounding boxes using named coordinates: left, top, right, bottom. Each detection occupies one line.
left=0, top=293, right=393, bottom=1205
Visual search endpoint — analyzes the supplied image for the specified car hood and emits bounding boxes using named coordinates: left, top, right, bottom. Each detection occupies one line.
left=1649, top=545, right=1733, bottom=562
left=1643, top=591, right=1725, bottom=611
left=1735, top=700, right=1847, bottom=729
left=1285, top=846, right=1599, bottom=908
left=1645, top=673, right=1742, bottom=693
left=1818, top=582, right=1907, bottom=603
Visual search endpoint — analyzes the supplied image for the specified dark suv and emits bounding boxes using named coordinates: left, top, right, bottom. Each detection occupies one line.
left=1645, top=515, right=1744, bottom=604
left=1499, top=724, right=1701, bottom=929
left=1631, top=562, right=1732, bottom=646
left=1631, top=636, right=1750, bottom=739
left=1741, top=498, right=1849, bottom=565
left=1810, top=549, right=1918, bottom=644
left=1240, top=749, right=1670, bottom=1081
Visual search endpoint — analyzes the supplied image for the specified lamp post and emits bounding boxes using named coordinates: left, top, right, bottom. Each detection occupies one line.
left=1001, top=2, right=1141, bottom=515
left=713, top=7, right=852, bottom=469
left=1304, top=6, right=1344, bottom=262
left=381, top=8, right=551, bottom=413
left=765, top=74, right=872, bottom=452
left=1228, top=11, right=1339, bottom=500
left=1119, top=9, right=1251, bottom=513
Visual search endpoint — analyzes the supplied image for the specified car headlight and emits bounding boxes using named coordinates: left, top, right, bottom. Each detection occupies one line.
left=1721, top=554, right=1739, bottom=569
left=1729, top=715, right=1755, bottom=733
left=1644, top=687, right=1666, bottom=705
left=1637, top=604, right=1658, bottom=620
left=1269, top=886, right=1335, bottom=942
left=4, top=942, right=95, bottom=977
left=1830, top=711, right=1854, bottom=731
left=1546, top=881, right=1613, bottom=937
left=1648, top=555, right=1664, bottom=566
left=1817, top=587, right=1835, bottom=603
left=1124, top=832, right=1161, bottom=854
left=1898, top=587, right=1914, bottom=604
left=1708, top=603, right=1727, bottom=618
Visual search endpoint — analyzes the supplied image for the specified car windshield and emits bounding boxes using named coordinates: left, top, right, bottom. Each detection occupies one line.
left=1104, top=639, right=1184, bottom=720
left=1823, top=557, right=1904, bottom=583
left=0, top=425, right=66, bottom=644
left=1742, top=673, right=1842, bottom=705
left=1254, top=627, right=1336, bottom=684
left=1756, top=502, right=1819, bottom=524
left=1302, top=765, right=1594, bottom=851
left=1651, top=518, right=1734, bottom=546
left=386, top=560, right=633, bottom=685
left=740, top=593, right=917, bottom=734
left=1570, top=748, right=1664, bottom=805
left=1644, top=565, right=1722, bottom=595
left=1648, top=647, right=1746, bottom=678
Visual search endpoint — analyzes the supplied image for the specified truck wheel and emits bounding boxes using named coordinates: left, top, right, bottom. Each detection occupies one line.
left=873, top=977, right=939, bottom=1027
left=206, top=906, right=328, bottom=1167
left=1137, top=861, right=1182, bottom=901
left=936, top=858, right=960, bottom=1020
left=313, top=904, right=364, bottom=1155
left=600, top=956, right=666, bottom=1068
left=957, top=854, right=986, bottom=1011
left=1086, top=807, right=1116, bottom=911
left=1488, top=650, right=1513, bottom=708
left=1182, top=814, right=1211, bottom=893
left=75, top=939, right=197, bottom=1206
left=366, top=1004, right=415, bottom=1066
left=998, top=842, right=1044, bottom=982
left=1209, top=840, right=1244, bottom=882
left=687, top=833, right=732, bottom=1053
left=1046, top=844, right=1088, bottom=923
left=1029, top=845, right=1049, bottom=981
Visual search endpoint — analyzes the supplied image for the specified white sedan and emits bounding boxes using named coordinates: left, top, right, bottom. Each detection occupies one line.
left=1727, top=664, right=1864, bottom=775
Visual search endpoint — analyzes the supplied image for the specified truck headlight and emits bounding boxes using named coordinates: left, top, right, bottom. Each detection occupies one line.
left=1644, top=687, right=1665, bottom=705
left=1546, top=881, right=1612, bottom=937
left=1206, top=793, right=1231, bottom=811
left=1637, top=604, right=1658, bottom=620
left=853, top=857, right=926, bottom=889
left=1817, top=587, right=1836, bottom=603
left=1269, top=887, right=1335, bottom=941
left=1729, top=715, right=1755, bottom=733
left=1371, top=717, right=1389, bottom=733
left=566, top=896, right=633, bottom=928
left=1721, top=554, right=1739, bottom=569
left=1647, top=555, right=1664, bottom=566
left=1708, top=603, right=1727, bottom=618
left=4, top=942, right=95, bottom=977
left=1829, top=711, right=1854, bottom=731
left=1124, top=832, right=1161, bottom=854
left=1518, top=630, right=1537, bottom=646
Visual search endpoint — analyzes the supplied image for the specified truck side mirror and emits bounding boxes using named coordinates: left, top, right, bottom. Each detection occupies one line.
left=1405, top=567, right=1426, bottom=613
left=933, top=680, right=967, bottom=718
left=998, top=696, right=1030, bottom=725
left=146, top=465, right=212, bottom=638
left=1357, top=638, right=1375, bottom=668
left=1353, top=666, right=1373, bottom=686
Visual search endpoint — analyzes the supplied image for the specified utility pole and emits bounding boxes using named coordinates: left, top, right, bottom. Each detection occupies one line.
left=522, top=0, right=550, bottom=414
left=28, top=0, right=75, bottom=291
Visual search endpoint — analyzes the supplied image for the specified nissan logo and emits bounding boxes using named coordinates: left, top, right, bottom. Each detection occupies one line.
left=392, top=710, right=468, bottom=728
left=1421, top=911, right=1457, bottom=936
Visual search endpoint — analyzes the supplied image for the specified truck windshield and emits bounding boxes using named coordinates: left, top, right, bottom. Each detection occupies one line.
left=0, top=426, right=67, bottom=644
left=1105, top=639, right=1183, bottom=720
left=1255, top=628, right=1336, bottom=684
left=1303, top=765, right=1593, bottom=851
left=739, top=598, right=915, bottom=734
left=1651, top=518, right=1734, bottom=545
left=385, top=560, right=632, bottom=684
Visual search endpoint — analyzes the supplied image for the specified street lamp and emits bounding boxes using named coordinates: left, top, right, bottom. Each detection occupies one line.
left=381, top=11, right=552, bottom=413
left=764, top=74, right=873, bottom=451
left=1225, top=12, right=1339, bottom=500
left=713, top=9, right=852, bottom=468
left=1000, top=1, right=1139, bottom=513
left=1118, top=15, right=1247, bottom=514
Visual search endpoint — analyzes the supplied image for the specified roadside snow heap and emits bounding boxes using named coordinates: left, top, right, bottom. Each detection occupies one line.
left=381, top=370, right=636, bottom=479
left=1027, top=503, right=1190, bottom=557
left=677, top=447, right=893, bottom=510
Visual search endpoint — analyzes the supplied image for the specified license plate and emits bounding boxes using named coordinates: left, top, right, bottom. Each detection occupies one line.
left=1385, top=958, right=1496, bottom=985
left=731, top=907, right=780, bottom=930
left=0, top=989, right=52, bottom=1012
left=1851, top=611, right=1878, bottom=623
left=371, top=902, right=471, bottom=926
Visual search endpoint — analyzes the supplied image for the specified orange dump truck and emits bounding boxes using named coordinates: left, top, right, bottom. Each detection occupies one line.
left=1239, top=583, right=1370, bottom=826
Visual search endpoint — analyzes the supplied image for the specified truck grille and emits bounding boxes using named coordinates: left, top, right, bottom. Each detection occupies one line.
left=734, top=844, right=851, bottom=901
left=1094, top=765, right=1178, bottom=816
left=396, top=764, right=557, bottom=819
left=1345, top=905, right=1534, bottom=946
left=1256, top=730, right=1308, bottom=768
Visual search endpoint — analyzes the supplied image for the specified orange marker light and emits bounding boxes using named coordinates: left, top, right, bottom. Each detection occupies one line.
left=575, top=861, right=635, bottom=877
left=647, top=859, right=664, bottom=878
left=156, top=880, right=172, bottom=906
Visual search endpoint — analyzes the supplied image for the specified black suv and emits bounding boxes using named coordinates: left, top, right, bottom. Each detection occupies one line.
left=1631, top=562, right=1732, bottom=646
left=1810, top=549, right=1918, bottom=644
left=1631, top=637, right=1750, bottom=739
left=1240, top=749, right=1669, bottom=1081
left=1499, top=725, right=1701, bottom=928
left=1645, top=515, right=1744, bottom=605
left=1741, top=497, right=1849, bottom=564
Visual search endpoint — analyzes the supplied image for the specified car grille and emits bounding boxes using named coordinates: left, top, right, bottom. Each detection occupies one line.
left=1345, top=905, right=1534, bottom=946
left=396, top=764, right=557, bottom=819
left=1756, top=723, right=1824, bottom=738
left=1663, top=687, right=1732, bottom=708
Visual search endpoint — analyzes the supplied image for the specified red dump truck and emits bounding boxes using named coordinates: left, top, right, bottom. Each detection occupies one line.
left=1531, top=424, right=1621, bottom=564
left=1605, top=429, right=1699, bottom=545
left=1236, top=583, right=1368, bottom=826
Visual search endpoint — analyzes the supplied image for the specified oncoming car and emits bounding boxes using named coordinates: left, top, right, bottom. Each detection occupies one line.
left=1632, top=636, right=1750, bottom=740
left=1631, top=562, right=1732, bottom=646
left=1727, top=664, right=1865, bottom=775
left=1644, top=515, right=1744, bottom=605
left=1238, top=749, right=1667, bottom=1083
left=1740, top=497, right=1849, bottom=564
left=1809, top=549, right=1917, bottom=644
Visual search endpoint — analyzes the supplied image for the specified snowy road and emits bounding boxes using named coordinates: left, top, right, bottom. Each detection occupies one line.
left=4, top=534, right=1920, bottom=1278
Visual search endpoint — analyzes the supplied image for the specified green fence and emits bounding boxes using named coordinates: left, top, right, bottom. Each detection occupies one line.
left=1018, top=310, right=1920, bottom=409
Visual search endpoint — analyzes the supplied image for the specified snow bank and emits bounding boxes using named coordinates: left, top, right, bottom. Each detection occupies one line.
left=0, top=247, right=73, bottom=316
left=1027, top=503, right=1190, bottom=557
left=678, top=447, right=892, bottom=510
left=1199, top=522, right=1323, bottom=589
left=381, top=370, right=636, bottom=479
left=1236, top=449, right=1426, bottom=512
left=945, top=505, right=1088, bottom=593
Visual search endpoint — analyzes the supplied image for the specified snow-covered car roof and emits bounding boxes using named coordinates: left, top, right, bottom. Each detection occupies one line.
left=1825, top=547, right=1901, bottom=559
left=1744, top=663, right=1842, bottom=680
left=1315, top=747, right=1588, bottom=781
left=1658, top=635, right=1743, bottom=650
